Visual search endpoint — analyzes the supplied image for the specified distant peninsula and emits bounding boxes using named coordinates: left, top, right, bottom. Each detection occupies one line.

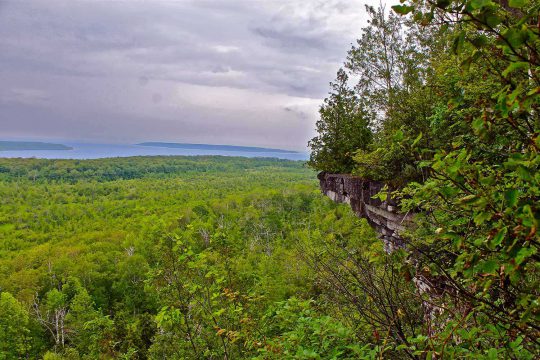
left=0, top=141, right=72, bottom=151
left=137, top=142, right=300, bottom=154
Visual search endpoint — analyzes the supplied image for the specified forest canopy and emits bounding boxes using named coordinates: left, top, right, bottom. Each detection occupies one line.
left=0, top=156, right=392, bottom=359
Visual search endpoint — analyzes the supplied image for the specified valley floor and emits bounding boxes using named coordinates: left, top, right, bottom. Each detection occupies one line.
left=0, top=156, right=379, bottom=359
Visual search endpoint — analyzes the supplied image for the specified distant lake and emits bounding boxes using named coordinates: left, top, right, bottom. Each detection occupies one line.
left=0, top=142, right=309, bottom=161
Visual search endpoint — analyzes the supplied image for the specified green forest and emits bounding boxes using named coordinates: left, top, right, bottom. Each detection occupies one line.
left=2, top=0, right=540, bottom=359
left=0, top=156, right=384, bottom=359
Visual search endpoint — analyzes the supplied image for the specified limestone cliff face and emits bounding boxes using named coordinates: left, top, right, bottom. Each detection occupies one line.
left=318, top=172, right=448, bottom=335
left=317, top=172, right=414, bottom=252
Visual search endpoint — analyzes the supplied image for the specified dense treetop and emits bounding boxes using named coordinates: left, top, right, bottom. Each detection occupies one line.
left=0, top=156, right=393, bottom=358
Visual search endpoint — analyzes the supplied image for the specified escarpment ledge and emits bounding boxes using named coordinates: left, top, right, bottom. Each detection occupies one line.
left=319, top=172, right=452, bottom=335
left=318, top=172, right=414, bottom=252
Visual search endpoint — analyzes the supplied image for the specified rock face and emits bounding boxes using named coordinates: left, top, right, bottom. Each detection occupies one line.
left=319, top=172, right=451, bottom=336
left=318, top=172, right=414, bottom=252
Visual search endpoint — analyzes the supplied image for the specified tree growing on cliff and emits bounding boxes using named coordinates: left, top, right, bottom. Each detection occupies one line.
left=347, top=5, right=447, bottom=184
left=346, top=5, right=406, bottom=126
left=308, top=68, right=372, bottom=173
left=309, top=5, right=434, bottom=179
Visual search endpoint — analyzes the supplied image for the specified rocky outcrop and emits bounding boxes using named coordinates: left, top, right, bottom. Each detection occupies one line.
left=317, top=172, right=414, bottom=252
left=318, top=172, right=450, bottom=336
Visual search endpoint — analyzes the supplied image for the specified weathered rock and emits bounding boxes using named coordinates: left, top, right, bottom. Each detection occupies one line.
left=318, top=172, right=413, bottom=251
left=319, top=172, right=451, bottom=336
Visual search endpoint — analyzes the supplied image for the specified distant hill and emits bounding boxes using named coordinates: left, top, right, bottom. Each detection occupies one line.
left=0, top=141, right=72, bottom=151
left=137, top=142, right=300, bottom=154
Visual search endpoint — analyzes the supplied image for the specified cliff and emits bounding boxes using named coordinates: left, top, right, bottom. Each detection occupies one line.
left=318, top=172, right=450, bottom=335
left=317, top=172, right=414, bottom=252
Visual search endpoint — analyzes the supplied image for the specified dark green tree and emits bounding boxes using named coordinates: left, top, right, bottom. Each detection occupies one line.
left=308, top=68, right=372, bottom=173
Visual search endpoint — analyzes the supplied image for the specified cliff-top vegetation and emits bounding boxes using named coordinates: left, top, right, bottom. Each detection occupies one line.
left=309, top=0, right=540, bottom=357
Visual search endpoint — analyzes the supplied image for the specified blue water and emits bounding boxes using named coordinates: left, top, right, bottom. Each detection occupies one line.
left=0, top=142, right=309, bottom=161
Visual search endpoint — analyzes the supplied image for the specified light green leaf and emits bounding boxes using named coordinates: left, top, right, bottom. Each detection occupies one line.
left=509, top=0, right=527, bottom=8
left=392, top=5, right=414, bottom=14
left=412, top=132, right=423, bottom=147
left=492, top=227, right=507, bottom=247
left=459, top=194, right=478, bottom=204
left=480, top=260, right=498, bottom=274
left=470, top=0, right=493, bottom=9
left=502, top=62, right=529, bottom=77
left=515, top=247, right=536, bottom=265
left=474, top=211, right=492, bottom=225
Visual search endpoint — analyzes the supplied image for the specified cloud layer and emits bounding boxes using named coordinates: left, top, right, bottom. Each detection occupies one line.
left=0, top=0, right=381, bottom=150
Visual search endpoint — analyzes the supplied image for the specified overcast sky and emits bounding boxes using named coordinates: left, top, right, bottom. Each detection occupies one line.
left=0, top=0, right=387, bottom=150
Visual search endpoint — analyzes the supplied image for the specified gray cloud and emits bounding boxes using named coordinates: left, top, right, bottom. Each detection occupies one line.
left=0, top=0, right=386, bottom=150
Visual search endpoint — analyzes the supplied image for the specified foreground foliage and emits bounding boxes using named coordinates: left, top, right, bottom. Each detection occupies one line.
left=309, top=0, right=540, bottom=357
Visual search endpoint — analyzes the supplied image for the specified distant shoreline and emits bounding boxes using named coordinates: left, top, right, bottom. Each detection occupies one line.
left=0, top=142, right=308, bottom=160
left=0, top=141, right=72, bottom=151
left=137, top=142, right=300, bottom=154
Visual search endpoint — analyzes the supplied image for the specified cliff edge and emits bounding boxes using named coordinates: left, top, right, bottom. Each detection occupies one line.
left=317, top=172, right=414, bottom=252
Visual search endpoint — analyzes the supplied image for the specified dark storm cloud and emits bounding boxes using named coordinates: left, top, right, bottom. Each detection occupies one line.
left=0, top=0, right=383, bottom=150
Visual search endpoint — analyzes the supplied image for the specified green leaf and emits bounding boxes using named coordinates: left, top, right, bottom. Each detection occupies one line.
left=392, top=5, right=414, bottom=14
left=487, top=348, right=498, bottom=360
left=470, top=35, right=489, bottom=48
left=439, top=186, right=458, bottom=197
left=492, top=227, right=507, bottom=247
left=485, top=11, right=503, bottom=28
left=510, top=336, right=524, bottom=349
left=470, top=0, right=493, bottom=9
left=480, top=260, right=498, bottom=274
left=509, top=0, right=527, bottom=8
left=515, top=247, right=536, bottom=265
left=479, top=175, right=495, bottom=186
left=503, top=28, right=528, bottom=49
left=393, top=129, right=404, bottom=141
left=472, top=117, right=485, bottom=134
left=517, top=166, right=532, bottom=181
left=504, top=189, right=519, bottom=207
left=520, top=204, right=536, bottom=227
left=502, top=62, right=529, bottom=77
left=452, top=31, right=466, bottom=55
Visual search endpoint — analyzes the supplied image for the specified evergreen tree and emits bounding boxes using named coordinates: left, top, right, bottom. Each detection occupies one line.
left=308, top=68, right=372, bottom=173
